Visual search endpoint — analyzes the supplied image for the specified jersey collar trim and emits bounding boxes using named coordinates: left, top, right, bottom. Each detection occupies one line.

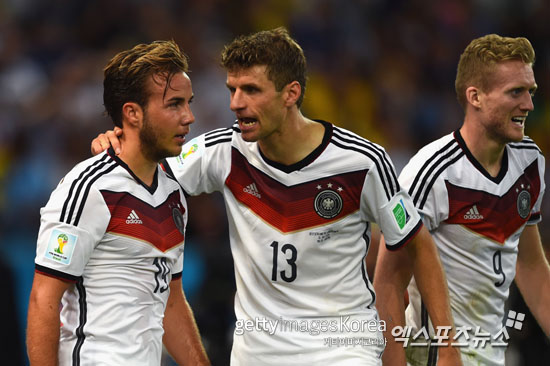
left=106, top=147, right=159, bottom=194
left=258, top=119, right=333, bottom=173
left=453, top=129, right=508, bottom=184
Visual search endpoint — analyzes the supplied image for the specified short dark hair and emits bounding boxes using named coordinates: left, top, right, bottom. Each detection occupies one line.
left=455, top=34, right=535, bottom=110
left=103, top=40, right=189, bottom=127
left=221, top=27, right=307, bottom=107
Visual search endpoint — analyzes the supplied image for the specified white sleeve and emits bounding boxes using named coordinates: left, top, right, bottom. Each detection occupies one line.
left=399, top=154, right=449, bottom=232
left=172, top=191, right=186, bottom=276
left=361, top=154, right=422, bottom=250
left=165, top=134, right=231, bottom=195
left=35, top=176, right=110, bottom=280
left=528, top=153, right=546, bottom=225
left=172, top=252, right=184, bottom=278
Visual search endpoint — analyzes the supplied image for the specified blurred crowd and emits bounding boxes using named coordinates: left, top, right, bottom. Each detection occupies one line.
left=1, top=0, right=549, bottom=365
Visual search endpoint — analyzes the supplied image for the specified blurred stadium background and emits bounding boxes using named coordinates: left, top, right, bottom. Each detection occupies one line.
left=1, top=0, right=549, bottom=364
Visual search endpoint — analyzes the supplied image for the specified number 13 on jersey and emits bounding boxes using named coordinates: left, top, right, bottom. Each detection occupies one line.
left=270, top=241, right=298, bottom=282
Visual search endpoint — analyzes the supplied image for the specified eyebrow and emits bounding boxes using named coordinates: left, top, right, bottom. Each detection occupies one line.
left=226, top=81, right=260, bottom=89
left=166, top=95, right=194, bottom=103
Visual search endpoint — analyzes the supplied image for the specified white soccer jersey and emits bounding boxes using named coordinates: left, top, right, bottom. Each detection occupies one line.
left=165, top=120, right=422, bottom=365
left=399, top=131, right=545, bottom=366
left=35, top=148, right=186, bottom=366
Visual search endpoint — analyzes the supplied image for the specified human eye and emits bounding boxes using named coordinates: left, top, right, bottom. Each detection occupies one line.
left=167, top=98, right=186, bottom=108
left=511, top=88, right=523, bottom=96
left=243, top=85, right=260, bottom=94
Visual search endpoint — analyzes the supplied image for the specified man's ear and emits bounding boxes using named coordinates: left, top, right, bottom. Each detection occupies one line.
left=465, top=86, right=482, bottom=109
left=283, top=81, right=302, bottom=107
left=121, top=102, right=143, bottom=127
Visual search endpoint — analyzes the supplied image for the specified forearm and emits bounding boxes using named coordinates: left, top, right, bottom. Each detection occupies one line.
left=516, top=268, right=550, bottom=337
left=408, top=230, right=460, bottom=364
left=373, top=237, right=412, bottom=365
left=410, top=245, right=453, bottom=331
left=374, top=281, right=408, bottom=365
left=516, top=224, right=550, bottom=337
left=163, top=283, right=210, bottom=365
left=26, top=296, right=61, bottom=365
left=26, top=273, right=70, bottom=366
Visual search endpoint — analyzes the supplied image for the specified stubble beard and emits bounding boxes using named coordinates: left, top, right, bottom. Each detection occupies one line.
left=139, top=114, right=174, bottom=162
left=484, top=113, right=524, bottom=145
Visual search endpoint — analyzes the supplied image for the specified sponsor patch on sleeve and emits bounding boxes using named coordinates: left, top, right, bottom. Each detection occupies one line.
left=392, top=198, right=411, bottom=231
left=44, top=229, right=78, bottom=265
left=379, top=191, right=420, bottom=246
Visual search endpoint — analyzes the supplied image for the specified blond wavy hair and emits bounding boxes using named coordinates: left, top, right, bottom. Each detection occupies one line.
left=455, top=34, right=535, bottom=110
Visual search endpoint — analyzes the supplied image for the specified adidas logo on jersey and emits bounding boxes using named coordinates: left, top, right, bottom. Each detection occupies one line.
left=243, top=182, right=261, bottom=198
left=126, top=210, right=143, bottom=224
left=464, top=205, right=484, bottom=220
left=243, top=183, right=262, bottom=198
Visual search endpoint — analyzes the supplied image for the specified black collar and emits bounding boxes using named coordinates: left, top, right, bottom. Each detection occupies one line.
left=106, top=147, right=159, bottom=194
left=259, top=119, right=333, bottom=173
left=453, top=129, right=508, bottom=184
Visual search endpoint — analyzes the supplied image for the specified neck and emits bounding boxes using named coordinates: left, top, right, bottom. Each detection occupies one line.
left=117, top=136, right=158, bottom=186
left=460, top=121, right=506, bottom=178
left=258, top=110, right=325, bottom=166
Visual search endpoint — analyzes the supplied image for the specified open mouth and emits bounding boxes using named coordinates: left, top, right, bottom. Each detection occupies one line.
left=511, top=116, right=526, bottom=127
left=239, top=117, right=257, bottom=126
left=174, top=134, right=187, bottom=144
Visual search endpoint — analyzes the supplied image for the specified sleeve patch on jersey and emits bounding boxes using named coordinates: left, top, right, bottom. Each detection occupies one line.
left=380, top=191, right=422, bottom=246
left=44, top=229, right=78, bottom=265
left=392, top=199, right=411, bottom=230
left=175, top=138, right=200, bottom=166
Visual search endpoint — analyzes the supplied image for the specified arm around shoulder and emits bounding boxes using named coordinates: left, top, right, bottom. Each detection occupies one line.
left=90, top=127, right=123, bottom=156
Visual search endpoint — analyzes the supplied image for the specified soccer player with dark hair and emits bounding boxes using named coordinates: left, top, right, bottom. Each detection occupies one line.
left=27, top=40, right=209, bottom=366
left=92, top=28, right=461, bottom=365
